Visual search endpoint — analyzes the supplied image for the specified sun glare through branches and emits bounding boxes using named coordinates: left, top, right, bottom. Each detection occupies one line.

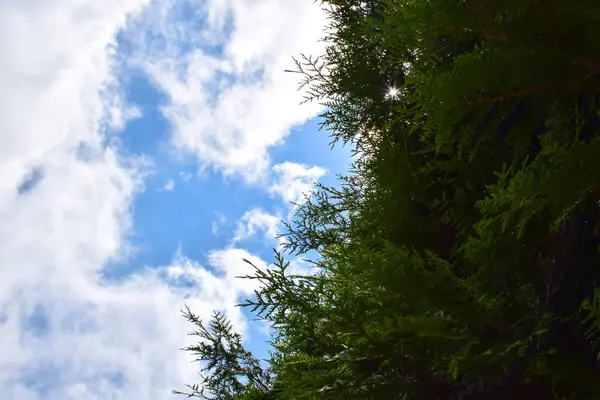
left=384, top=85, right=400, bottom=101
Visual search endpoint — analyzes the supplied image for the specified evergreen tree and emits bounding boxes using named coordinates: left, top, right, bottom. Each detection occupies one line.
left=177, top=1, right=600, bottom=398
left=172, top=307, right=274, bottom=399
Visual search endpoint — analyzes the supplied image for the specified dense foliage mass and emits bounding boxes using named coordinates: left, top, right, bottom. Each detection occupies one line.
left=175, top=1, right=600, bottom=398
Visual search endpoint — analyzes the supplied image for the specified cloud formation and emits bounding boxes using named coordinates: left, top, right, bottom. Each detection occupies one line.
left=270, top=161, right=327, bottom=206
left=0, top=0, right=330, bottom=399
left=129, top=0, right=328, bottom=182
left=233, top=208, right=282, bottom=245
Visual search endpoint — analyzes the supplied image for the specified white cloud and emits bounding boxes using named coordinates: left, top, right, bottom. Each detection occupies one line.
left=270, top=161, right=326, bottom=206
left=232, top=161, right=328, bottom=249
left=207, top=248, right=270, bottom=295
left=0, top=0, right=331, bottom=399
left=163, top=248, right=266, bottom=322
left=127, top=0, right=328, bottom=182
left=1, top=251, right=263, bottom=400
left=179, top=171, right=193, bottom=181
left=0, top=0, right=150, bottom=282
left=211, top=212, right=227, bottom=236
left=164, top=179, right=175, bottom=191
left=233, top=208, right=282, bottom=245
left=107, top=103, right=143, bottom=132
left=0, top=0, right=273, bottom=399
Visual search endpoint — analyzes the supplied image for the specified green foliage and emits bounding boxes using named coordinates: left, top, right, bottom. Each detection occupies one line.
left=172, top=307, right=273, bottom=399
left=177, top=0, right=600, bottom=399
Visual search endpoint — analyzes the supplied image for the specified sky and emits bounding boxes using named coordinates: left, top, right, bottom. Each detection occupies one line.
left=0, top=1, right=351, bottom=399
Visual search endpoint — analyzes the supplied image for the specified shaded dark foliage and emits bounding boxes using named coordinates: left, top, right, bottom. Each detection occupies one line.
left=176, top=1, right=600, bottom=399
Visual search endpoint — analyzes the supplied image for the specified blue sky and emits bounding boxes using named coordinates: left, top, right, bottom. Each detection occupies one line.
left=108, top=73, right=349, bottom=271
left=0, top=1, right=350, bottom=399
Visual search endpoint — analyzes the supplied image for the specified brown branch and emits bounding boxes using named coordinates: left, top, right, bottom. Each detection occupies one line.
left=436, top=28, right=509, bottom=44
left=473, top=67, right=600, bottom=105
left=473, top=83, right=554, bottom=105
left=357, top=323, right=377, bottom=344
left=583, top=185, right=600, bottom=195
left=485, top=33, right=509, bottom=42
left=533, top=0, right=563, bottom=55
left=476, top=0, right=510, bottom=43
left=584, top=65, right=600, bottom=80
left=544, top=278, right=554, bottom=312
left=482, top=16, right=508, bottom=43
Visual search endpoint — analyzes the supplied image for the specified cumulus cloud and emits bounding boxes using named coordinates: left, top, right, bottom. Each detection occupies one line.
left=0, top=0, right=169, bottom=396
left=233, top=161, right=330, bottom=247
left=0, top=0, right=150, bottom=284
left=233, top=208, right=282, bottom=245
left=164, top=247, right=267, bottom=318
left=1, top=252, right=262, bottom=400
left=126, top=0, right=328, bottom=182
left=0, top=0, right=331, bottom=399
left=0, top=0, right=275, bottom=399
left=270, top=161, right=326, bottom=207
left=207, top=248, right=270, bottom=295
